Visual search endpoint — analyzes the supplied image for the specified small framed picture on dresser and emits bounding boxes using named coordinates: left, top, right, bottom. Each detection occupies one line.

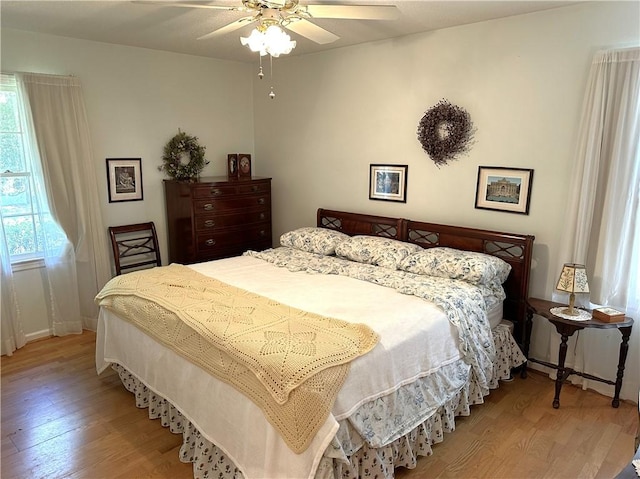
left=238, top=154, right=252, bottom=178
left=227, top=154, right=238, bottom=179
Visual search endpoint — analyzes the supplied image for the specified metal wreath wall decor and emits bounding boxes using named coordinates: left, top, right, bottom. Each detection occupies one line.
left=417, top=100, right=475, bottom=167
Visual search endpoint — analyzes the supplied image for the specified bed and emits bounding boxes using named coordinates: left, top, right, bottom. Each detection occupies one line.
left=95, top=208, right=535, bottom=479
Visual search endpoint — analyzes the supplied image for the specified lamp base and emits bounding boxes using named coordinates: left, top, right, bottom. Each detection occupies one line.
left=562, top=292, right=579, bottom=316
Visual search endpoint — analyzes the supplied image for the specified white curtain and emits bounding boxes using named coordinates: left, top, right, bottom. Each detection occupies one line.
left=18, top=73, right=112, bottom=334
left=0, top=218, right=26, bottom=356
left=552, top=47, right=640, bottom=401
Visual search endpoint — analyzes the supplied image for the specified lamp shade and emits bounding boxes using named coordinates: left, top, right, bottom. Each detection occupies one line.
left=556, top=263, right=590, bottom=294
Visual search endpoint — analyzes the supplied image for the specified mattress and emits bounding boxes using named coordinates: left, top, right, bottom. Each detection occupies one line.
left=96, top=254, right=499, bottom=479
left=188, top=256, right=463, bottom=419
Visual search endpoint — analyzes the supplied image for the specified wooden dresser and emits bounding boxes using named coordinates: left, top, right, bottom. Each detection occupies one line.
left=164, top=176, right=272, bottom=264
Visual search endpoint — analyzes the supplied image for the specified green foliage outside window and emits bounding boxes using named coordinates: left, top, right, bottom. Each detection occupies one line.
left=0, top=75, right=67, bottom=261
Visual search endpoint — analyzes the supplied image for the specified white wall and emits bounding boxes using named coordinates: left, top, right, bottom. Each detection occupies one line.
left=255, top=1, right=639, bottom=298
left=253, top=1, right=639, bottom=400
left=2, top=29, right=255, bottom=339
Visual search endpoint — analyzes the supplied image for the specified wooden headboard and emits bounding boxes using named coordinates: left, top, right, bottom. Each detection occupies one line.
left=317, top=208, right=535, bottom=353
left=317, top=209, right=405, bottom=240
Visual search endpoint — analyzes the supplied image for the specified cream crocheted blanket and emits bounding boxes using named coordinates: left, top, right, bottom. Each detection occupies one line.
left=95, top=264, right=379, bottom=453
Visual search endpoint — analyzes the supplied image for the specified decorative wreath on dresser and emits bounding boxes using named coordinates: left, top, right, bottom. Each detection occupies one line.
left=417, top=100, right=475, bottom=167
left=159, top=129, right=208, bottom=181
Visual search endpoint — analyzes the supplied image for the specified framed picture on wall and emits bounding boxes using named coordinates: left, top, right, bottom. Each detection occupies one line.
left=475, top=166, right=533, bottom=214
left=106, top=158, right=143, bottom=202
left=369, top=164, right=408, bottom=203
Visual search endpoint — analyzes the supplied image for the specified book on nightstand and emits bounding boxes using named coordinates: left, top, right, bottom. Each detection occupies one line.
left=592, top=307, right=625, bottom=323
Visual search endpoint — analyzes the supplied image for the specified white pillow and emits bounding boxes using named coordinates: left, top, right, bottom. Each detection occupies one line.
left=335, top=235, right=423, bottom=270
left=279, top=227, right=349, bottom=255
left=399, top=247, right=512, bottom=285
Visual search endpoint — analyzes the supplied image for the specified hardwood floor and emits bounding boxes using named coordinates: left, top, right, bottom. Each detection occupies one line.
left=1, top=332, right=637, bottom=479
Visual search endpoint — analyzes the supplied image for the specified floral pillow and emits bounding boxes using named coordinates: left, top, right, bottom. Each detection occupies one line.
left=335, top=235, right=423, bottom=270
left=399, top=247, right=512, bottom=285
left=279, top=227, right=350, bottom=255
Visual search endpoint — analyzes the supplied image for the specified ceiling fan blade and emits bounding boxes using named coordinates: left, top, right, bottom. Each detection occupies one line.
left=132, top=1, right=246, bottom=12
left=285, top=18, right=339, bottom=45
left=303, top=4, right=399, bottom=20
left=198, top=16, right=256, bottom=40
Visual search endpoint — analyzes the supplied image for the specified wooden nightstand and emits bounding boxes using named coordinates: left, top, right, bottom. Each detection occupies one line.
left=526, top=297, right=634, bottom=409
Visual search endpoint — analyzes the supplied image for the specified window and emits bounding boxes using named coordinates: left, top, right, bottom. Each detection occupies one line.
left=0, top=74, right=66, bottom=264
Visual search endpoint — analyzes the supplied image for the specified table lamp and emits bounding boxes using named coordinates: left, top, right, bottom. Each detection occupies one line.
left=555, top=263, right=590, bottom=316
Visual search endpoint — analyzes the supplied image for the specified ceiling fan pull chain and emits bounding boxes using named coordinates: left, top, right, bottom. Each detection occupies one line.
left=258, top=54, right=264, bottom=79
left=269, top=54, right=276, bottom=99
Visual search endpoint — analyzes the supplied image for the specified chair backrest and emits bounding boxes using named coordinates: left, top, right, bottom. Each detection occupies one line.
left=108, top=222, right=161, bottom=275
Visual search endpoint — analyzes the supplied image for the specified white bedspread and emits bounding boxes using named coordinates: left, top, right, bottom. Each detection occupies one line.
left=96, top=255, right=460, bottom=479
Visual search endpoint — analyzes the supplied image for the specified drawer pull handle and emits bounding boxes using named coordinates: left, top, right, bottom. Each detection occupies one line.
left=259, top=213, right=265, bottom=220
left=204, top=220, right=215, bottom=227
left=251, top=186, right=259, bottom=192
left=205, top=239, right=216, bottom=247
left=211, top=188, right=223, bottom=196
left=257, top=198, right=265, bottom=205
left=259, top=230, right=266, bottom=237
left=203, top=203, right=214, bottom=211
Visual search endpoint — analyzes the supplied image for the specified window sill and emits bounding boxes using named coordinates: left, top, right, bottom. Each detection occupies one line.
left=11, top=258, right=45, bottom=272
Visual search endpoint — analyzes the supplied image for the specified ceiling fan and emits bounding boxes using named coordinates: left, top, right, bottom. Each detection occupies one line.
left=137, top=1, right=399, bottom=98
left=137, top=1, right=400, bottom=45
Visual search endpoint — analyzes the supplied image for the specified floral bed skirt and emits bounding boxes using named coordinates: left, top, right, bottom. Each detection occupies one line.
left=112, top=321, right=525, bottom=479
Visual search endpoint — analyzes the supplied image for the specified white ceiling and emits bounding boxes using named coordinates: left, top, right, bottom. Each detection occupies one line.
left=1, top=0, right=577, bottom=63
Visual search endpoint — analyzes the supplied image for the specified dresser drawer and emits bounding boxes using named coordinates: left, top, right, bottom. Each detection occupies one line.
left=192, top=184, right=238, bottom=199
left=192, top=180, right=271, bottom=199
left=195, top=210, right=270, bottom=231
left=195, top=239, right=272, bottom=262
left=236, top=181, right=270, bottom=195
left=196, top=224, right=271, bottom=253
left=194, top=195, right=270, bottom=214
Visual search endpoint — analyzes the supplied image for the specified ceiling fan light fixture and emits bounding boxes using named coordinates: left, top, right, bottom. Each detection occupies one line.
left=264, top=24, right=296, bottom=56
left=240, top=28, right=267, bottom=54
left=240, top=24, right=296, bottom=57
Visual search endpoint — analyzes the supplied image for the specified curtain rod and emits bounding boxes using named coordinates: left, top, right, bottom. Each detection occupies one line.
left=1, top=70, right=77, bottom=78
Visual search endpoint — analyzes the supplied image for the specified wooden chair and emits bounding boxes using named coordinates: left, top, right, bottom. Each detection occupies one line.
left=108, top=222, right=161, bottom=275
